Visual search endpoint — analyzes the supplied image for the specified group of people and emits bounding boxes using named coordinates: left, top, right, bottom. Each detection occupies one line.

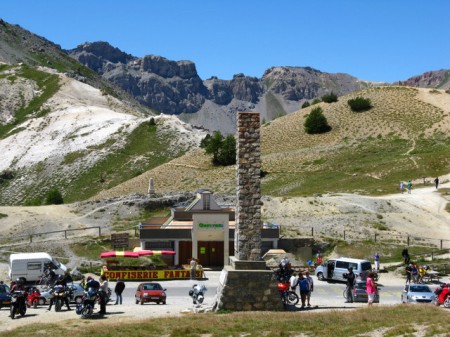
left=405, top=263, right=430, bottom=284
left=80, top=275, right=126, bottom=314
left=343, top=267, right=377, bottom=306
left=289, top=270, right=314, bottom=309
left=399, top=177, right=440, bottom=194
left=399, top=180, right=413, bottom=194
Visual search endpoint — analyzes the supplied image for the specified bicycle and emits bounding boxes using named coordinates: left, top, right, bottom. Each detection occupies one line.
left=343, top=285, right=353, bottom=301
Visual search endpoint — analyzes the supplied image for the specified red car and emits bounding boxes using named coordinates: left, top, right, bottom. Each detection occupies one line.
left=135, top=282, right=167, bottom=305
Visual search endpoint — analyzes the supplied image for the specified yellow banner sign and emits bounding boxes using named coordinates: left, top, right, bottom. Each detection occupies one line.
left=104, top=269, right=200, bottom=280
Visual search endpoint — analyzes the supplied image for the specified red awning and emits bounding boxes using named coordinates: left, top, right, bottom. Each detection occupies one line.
left=100, top=251, right=140, bottom=259
left=136, top=250, right=176, bottom=256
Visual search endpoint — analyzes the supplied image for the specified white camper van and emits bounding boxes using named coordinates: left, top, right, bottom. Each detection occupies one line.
left=8, top=252, right=67, bottom=282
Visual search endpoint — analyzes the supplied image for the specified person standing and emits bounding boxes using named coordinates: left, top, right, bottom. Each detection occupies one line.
left=316, top=252, right=323, bottom=265
left=407, top=180, right=412, bottom=194
left=298, top=271, right=310, bottom=309
left=374, top=253, right=380, bottom=270
left=405, top=264, right=412, bottom=284
left=98, top=275, right=108, bottom=314
left=114, top=278, right=125, bottom=305
left=344, top=267, right=356, bottom=303
left=366, top=271, right=377, bottom=307
left=289, top=272, right=299, bottom=293
left=434, top=177, right=439, bottom=190
left=190, top=257, right=197, bottom=280
left=305, top=270, right=314, bottom=307
left=411, top=264, right=419, bottom=283
left=399, top=181, right=405, bottom=194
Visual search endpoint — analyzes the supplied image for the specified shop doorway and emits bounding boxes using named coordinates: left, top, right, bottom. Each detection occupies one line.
left=197, top=241, right=223, bottom=267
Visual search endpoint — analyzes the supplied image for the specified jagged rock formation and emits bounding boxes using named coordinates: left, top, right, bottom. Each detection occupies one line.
left=401, top=70, right=450, bottom=89
left=68, top=42, right=374, bottom=133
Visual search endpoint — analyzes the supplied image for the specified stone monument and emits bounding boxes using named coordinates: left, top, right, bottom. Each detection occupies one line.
left=148, top=177, right=155, bottom=195
left=214, top=112, right=283, bottom=311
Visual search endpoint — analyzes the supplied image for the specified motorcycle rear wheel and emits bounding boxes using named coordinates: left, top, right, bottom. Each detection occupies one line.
left=282, top=291, right=299, bottom=305
left=81, top=305, right=93, bottom=319
left=444, top=296, right=450, bottom=308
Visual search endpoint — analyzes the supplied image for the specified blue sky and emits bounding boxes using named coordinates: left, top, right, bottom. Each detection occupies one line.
left=2, top=1, right=449, bottom=82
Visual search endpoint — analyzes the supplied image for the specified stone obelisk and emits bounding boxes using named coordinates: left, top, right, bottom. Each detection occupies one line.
left=214, top=112, right=283, bottom=311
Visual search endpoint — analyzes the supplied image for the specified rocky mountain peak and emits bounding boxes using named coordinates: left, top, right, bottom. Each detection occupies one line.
left=69, top=41, right=136, bottom=74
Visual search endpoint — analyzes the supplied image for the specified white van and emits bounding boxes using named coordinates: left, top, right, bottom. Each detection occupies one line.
left=315, top=257, right=372, bottom=282
left=8, top=252, right=67, bottom=282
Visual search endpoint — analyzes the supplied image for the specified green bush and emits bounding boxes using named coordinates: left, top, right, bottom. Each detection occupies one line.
left=348, top=96, right=372, bottom=112
left=321, top=92, right=338, bottom=103
left=301, top=101, right=310, bottom=109
left=45, top=188, right=64, bottom=205
left=304, top=107, right=332, bottom=134
left=311, top=98, right=321, bottom=105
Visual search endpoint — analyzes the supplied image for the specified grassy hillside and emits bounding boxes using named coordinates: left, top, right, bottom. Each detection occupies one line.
left=94, top=86, right=450, bottom=199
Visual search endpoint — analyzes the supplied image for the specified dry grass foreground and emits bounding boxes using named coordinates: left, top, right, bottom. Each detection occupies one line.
left=1, top=305, right=449, bottom=337
left=91, top=86, right=450, bottom=199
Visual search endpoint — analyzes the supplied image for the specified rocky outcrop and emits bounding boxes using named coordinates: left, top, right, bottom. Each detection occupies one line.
left=401, top=70, right=450, bottom=89
left=68, top=42, right=375, bottom=132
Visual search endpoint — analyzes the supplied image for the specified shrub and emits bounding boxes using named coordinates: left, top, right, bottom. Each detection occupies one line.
left=311, top=98, right=321, bottom=105
left=304, top=107, right=332, bottom=134
left=347, top=96, right=372, bottom=112
left=200, top=134, right=211, bottom=148
left=301, top=101, right=310, bottom=109
left=322, top=92, right=338, bottom=103
left=204, top=131, right=236, bottom=166
left=45, top=188, right=64, bottom=205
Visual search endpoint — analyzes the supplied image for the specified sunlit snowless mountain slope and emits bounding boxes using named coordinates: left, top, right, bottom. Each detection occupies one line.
left=93, top=86, right=450, bottom=199
left=0, top=66, right=206, bottom=204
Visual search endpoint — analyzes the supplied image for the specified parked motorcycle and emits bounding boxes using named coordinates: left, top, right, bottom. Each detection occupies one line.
left=51, top=284, right=70, bottom=312
left=10, top=290, right=27, bottom=319
left=188, top=284, right=207, bottom=305
left=277, top=281, right=299, bottom=306
left=434, top=283, right=450, bottom=308
left=75, top=288, right=99, bottom=319
left=26, top=287, right=41, bottom=308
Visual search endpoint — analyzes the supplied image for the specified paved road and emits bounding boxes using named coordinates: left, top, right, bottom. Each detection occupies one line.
left=112, top=271, right=444, bottom=307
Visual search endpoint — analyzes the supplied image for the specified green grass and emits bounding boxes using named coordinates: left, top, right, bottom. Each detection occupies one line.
left=0, top=65, right=60, bottom=139
left=1, top=305, right=449, bottom=336
left=60, top=122, right=182, bottom=203
left=262, top=134, right=450, bottom=196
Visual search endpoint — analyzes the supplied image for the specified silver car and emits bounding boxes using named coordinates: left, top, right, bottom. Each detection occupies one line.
left=401, top=284, right=435, bottom=303
left=40, top=283, right=85, bottom=304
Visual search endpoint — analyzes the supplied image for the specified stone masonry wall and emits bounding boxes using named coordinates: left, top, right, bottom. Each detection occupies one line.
left=235, top=112, right=262, bottom=261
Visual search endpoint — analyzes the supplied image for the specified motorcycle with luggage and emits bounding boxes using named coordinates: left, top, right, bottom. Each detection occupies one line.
left=76, top=287, right=99, bottom=318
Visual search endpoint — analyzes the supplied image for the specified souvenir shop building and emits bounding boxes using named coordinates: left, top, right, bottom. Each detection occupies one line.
left=138, top=190, right=280, bottom=267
